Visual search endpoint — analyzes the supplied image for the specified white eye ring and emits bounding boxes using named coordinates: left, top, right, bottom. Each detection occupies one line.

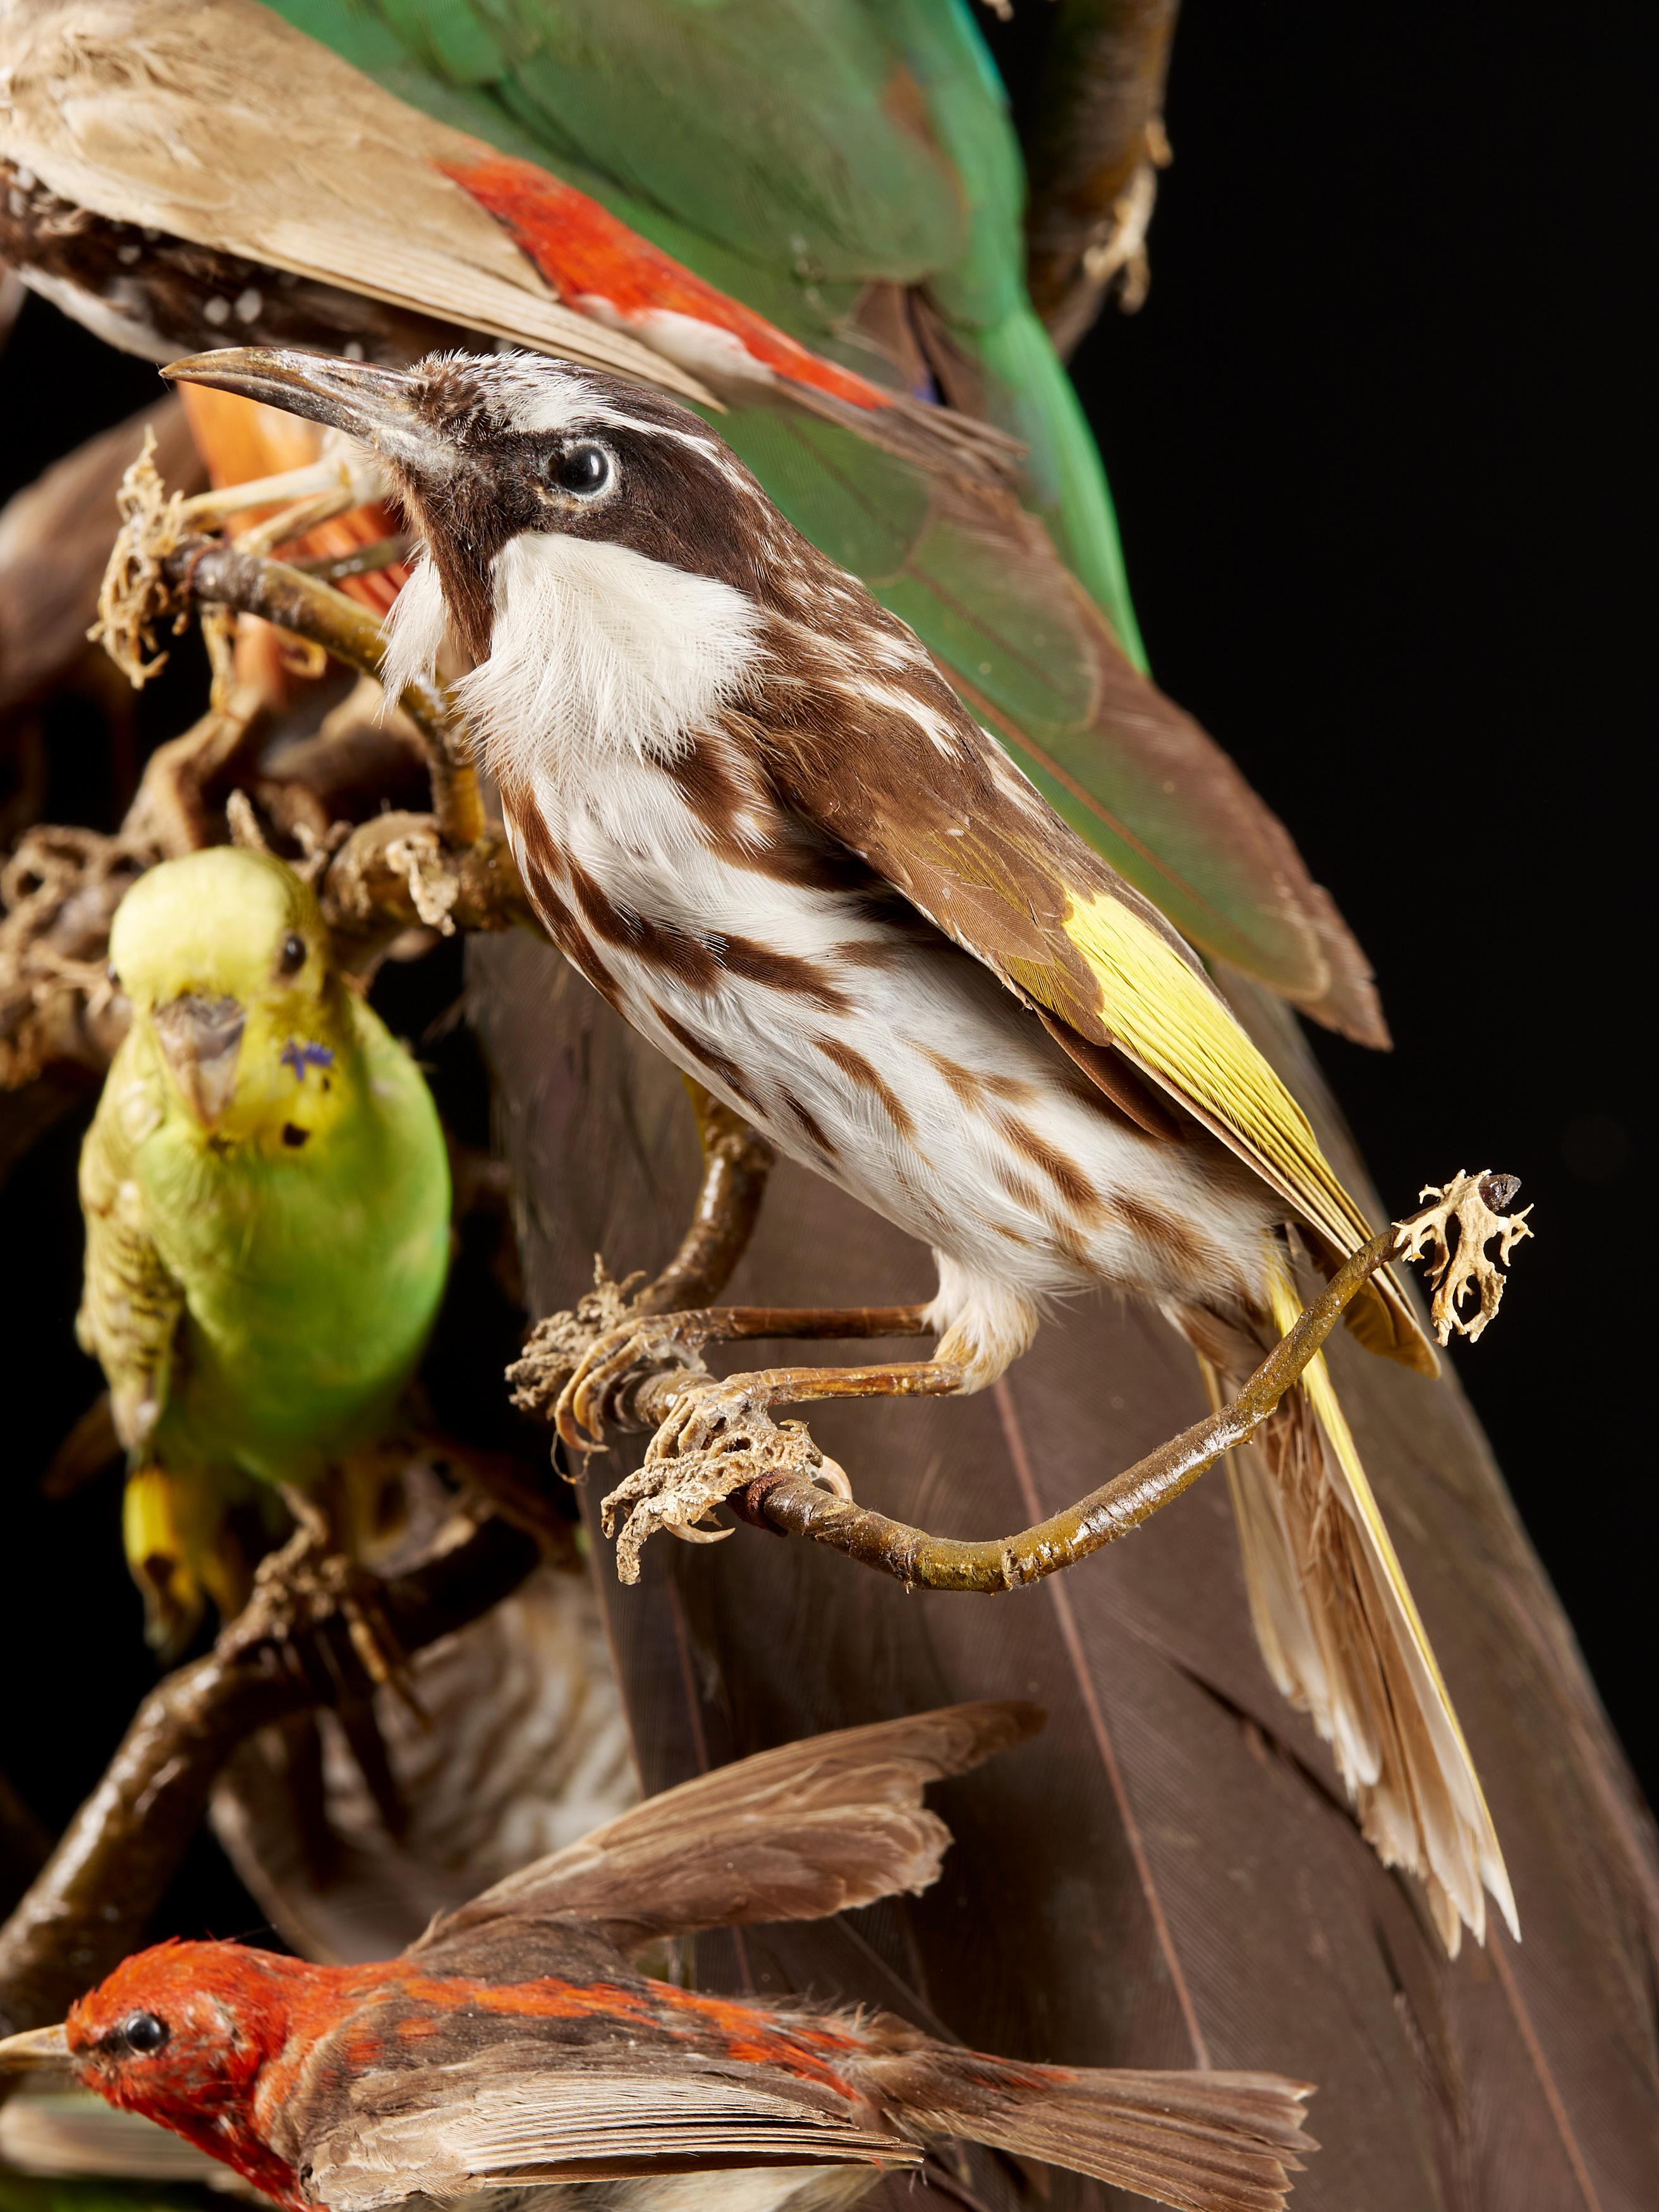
left=549, top=441, right=613, bottom=498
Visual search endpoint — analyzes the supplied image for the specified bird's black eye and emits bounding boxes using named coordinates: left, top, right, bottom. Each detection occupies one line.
left=279, top=933, right=306, bottom=976
left=549, top=441, right=612, bottom=498
left=119, top=2012, right=169, bottom=2056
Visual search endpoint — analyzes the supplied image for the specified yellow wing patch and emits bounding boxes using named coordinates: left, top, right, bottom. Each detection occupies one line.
left=1064, top=887, right=1433, bottom=1370
left=1066, top=889, right=1369, bottom=1251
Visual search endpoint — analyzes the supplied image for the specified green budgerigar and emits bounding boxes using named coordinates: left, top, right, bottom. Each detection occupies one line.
left=77, top=846, right=452, bottom=1648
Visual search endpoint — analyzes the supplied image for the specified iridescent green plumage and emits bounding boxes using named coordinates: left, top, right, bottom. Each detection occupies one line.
left=77, top=848, right=451, bottom=1643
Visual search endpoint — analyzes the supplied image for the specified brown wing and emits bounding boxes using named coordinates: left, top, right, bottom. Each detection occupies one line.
left=760, top=625, right=1431, bottom=1371
left=411, top=1701, right=1042, bottom=1961
left=0, top=0, right=706, bottom=398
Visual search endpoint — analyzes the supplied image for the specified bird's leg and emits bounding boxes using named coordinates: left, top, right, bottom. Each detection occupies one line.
left=556, top=1301, right=936, bottom=1455
left=600, top=1347, right=967, bottom=1584
left=508, top=1078, right=777, bottom=1437
left=223, top=1476, right=416, bottom=1839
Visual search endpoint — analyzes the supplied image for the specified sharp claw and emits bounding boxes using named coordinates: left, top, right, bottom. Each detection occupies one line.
left=667, top=1518, right=734, bottom=1547
left=812, top=1452, right=853, bottom=1500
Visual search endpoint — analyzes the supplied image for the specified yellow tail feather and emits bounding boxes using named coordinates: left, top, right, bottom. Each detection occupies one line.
left=1239, top=1266, right=1518, bottom=1948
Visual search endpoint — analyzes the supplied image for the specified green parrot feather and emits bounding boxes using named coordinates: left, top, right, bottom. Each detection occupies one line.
left=270, top=0, right=1141, bottom=648
left=257, top=0, right=1377, bottom=1035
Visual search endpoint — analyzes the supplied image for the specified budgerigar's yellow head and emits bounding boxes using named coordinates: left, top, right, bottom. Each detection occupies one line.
left=108, top=848, right=356, bottom=1152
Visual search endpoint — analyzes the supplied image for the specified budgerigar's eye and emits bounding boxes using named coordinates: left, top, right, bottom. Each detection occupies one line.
left=118, top=2012, right=169, bottom=2056
left=279, top=933, right=306, bottom=977
left=549, top=441, right=612, bottom=498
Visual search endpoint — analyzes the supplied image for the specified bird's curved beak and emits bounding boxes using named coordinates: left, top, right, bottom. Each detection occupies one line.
left=0, top=2023, right=73, bottom=2076
left=154, top=994, right=245, bottom=1129
left=162, top=348, right=454, bottom=479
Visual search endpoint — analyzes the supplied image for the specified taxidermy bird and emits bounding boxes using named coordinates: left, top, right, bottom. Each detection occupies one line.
left=77, top=845, right=451, bottom=1648
left=0, top=1703, right=1318, bottom=2212
left=166, top=344, right=1515, bottom=1960
left=0, top=0, right=1380, bottom=1041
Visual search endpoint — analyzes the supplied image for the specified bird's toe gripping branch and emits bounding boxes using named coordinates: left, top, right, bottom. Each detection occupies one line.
left=601, top=1375, right=854, bottom=1584
left=1395, top=1169, right=1534, bottom=1346
left=510, top=1271, right=716, bottom=1459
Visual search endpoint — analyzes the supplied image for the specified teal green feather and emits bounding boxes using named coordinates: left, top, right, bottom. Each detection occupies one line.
left=270, top=0, right=1143, bottom=656
left=257, top=1, right=1375, bottom=1028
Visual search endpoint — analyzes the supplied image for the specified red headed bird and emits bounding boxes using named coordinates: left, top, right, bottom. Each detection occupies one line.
left=0, top=1705, right=1313, bottom=2212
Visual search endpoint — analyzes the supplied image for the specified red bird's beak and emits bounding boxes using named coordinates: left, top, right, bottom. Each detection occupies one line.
left=0, top=2022, right=73, bottom=2075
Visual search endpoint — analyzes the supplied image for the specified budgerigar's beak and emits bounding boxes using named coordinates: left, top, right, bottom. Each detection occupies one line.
left=0, top=2022, right=73, bottom=2075
left=162, top=348, right=455, bottom=479
left=153, top=994, right=245, bottom=1129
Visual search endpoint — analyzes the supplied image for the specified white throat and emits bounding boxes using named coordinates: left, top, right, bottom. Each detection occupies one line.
left=386, top=531, right=764, bottom=783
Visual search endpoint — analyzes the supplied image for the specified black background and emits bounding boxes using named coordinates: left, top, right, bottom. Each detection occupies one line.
left=1, top=0, right=1651, bottom=1924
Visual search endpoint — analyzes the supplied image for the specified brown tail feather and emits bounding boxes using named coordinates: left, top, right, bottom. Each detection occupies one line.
left=1168, top=1299, right=1514, bottom=1955
left=870, top=2046, right=1315, bottom=2212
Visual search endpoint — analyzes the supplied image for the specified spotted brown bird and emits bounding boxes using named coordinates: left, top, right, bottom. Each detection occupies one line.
left=162, top=343, right=1514, bottom=1957
left=0, top=1705, right=1316, bottom=2212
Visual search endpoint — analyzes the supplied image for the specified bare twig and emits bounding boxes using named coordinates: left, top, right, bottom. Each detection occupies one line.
left=90, top=432, right=476, bottom=844
left=592, top=1174, right=1529, bottom=1594
left=153, top=535, right=480, bottom=847
left=0, top=1509, right=543, bottom=2034
left=289, top=533, right=412, bottom=585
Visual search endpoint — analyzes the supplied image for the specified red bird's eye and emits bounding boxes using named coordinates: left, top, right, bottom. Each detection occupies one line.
left=118, top=2011, right=169, bottom=2055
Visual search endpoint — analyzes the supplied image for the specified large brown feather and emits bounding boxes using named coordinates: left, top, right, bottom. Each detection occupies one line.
left=470, top=931, right=1659, bottom=2212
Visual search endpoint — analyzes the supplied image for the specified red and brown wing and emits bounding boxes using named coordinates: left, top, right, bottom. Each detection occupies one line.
left=0, top=0, right=1008, bottom=485
left=272, top=2003, right=914, bottom=2212
left=410, top=1701, right=1041, bottom=1962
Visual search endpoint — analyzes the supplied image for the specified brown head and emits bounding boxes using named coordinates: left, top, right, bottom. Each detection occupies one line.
left=161, top=346, right=812, bottom=657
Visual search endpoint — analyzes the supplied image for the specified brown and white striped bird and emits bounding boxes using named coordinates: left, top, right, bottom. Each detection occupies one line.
left=0, top=1705, right=1317, bottom=2212
left=164, top=344, right=1516, bottom=1959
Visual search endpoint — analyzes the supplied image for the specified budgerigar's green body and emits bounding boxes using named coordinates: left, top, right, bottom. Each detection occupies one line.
left=78, top=848, right=451, bottom=1640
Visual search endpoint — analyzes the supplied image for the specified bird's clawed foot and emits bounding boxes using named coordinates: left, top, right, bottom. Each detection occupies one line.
left=224, top=1496, right=403, bottom=1692
left=508, top=1262, right=721, bottom=1460
left=221, top=1498, right=413, bottom=1837
left=600, top=1375, right=851, bottom=1585
left=554, top=1311, right=719, bottom=1457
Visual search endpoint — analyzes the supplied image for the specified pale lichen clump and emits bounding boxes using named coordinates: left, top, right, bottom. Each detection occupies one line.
left=1396, top=1170, right=1534, bottom=1346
